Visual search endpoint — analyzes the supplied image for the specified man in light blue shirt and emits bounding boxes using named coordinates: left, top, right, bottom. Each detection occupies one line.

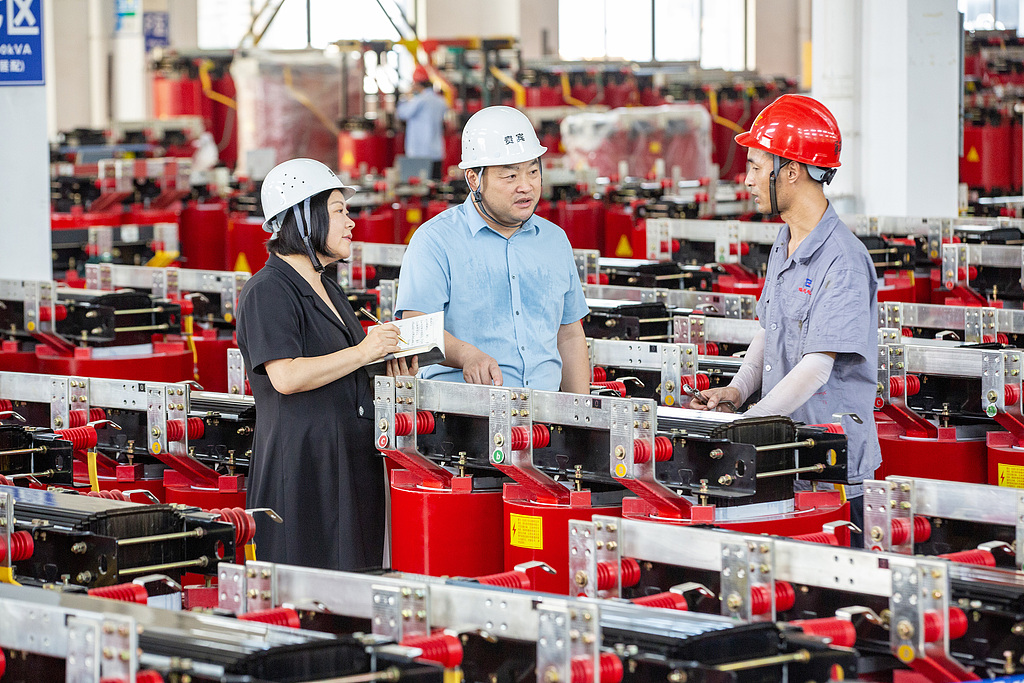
left=396, top=69, right=448, bottom=180
left=395, top=106, right=591, bottom=393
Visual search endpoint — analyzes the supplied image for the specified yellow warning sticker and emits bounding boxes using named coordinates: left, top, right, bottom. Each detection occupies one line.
left=998, top=463, right=1024, bottom=488
left=509, top=513, right=543, bottom=549
left=966, top=146, right=980, bottom=163
left=234, top=252, right=252, bottom=274
left=614, top=234, right=633, bottom=258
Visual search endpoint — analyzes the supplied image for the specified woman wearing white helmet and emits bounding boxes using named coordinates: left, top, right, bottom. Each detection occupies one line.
left=235, top=158, right=414, bottom=571
left=396, top=107, right=591, bottom=393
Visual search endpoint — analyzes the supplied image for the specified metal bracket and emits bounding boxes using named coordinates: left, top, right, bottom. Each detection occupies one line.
left=146, top=387, right=168, bottom=458
left=568, top=520, right=599, bottom=598
left=747, top=538, right=776, bottom=622
left=715, top=220, right=741, bottom=264
left=660, top=344, right=684, bottom=407
left=982, top=351, right=1006, bottom=418
left=720, top=541, right=753, bottom=620
left=51, top=377, right=70, bottom=431
left=379, top=279, right=398, bottom=321
left=536, top=602, right=600, bottom=683
left=374, top=376, right=397, bottom=452
left=245, top=561, right=276, bottom=613
left=65, top=615, right=102, bottom=683
left=489, top=388, right=514, bottom=468
left=864, top=480, right=893, bottom=553
left=941, top=243, right=958, bottom=290
left=965, top=308, right=982, bottom=344
left=372, top=583, right=429, bottom=641
left=0, top=489, right=12, bottom=572
left=217, top=562, right=247, bottom=614
left=883, top=302, right=902, bottom=331
left=890, top=559, right=949, bottom=666
left=227, top=348, right=246, bottom=395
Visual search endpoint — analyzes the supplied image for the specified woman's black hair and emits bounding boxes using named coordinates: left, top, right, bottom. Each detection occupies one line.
left=266, top=188, right=338, bottom=258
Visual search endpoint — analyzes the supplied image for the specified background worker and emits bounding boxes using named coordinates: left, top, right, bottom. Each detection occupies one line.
left=691, top=95, right=880, bottom=544
left=396, top=65, right=449, bottom=180
left=395, top=105, right=591, bottom=393
left=236, top=158, right=414, bottom=571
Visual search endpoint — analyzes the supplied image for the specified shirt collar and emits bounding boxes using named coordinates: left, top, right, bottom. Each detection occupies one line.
left=265, top=253, right=320, bottom=297
left=461, top=194, right=541, bottom=238
left=787, top=201, right=841, bottom=265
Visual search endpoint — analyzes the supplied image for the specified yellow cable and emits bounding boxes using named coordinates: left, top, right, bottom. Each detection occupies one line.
left=488, top=65, right=526, bottom=109
left=184, top=314, right=199, bottom=381
left=199, top=60, right=238, bottom=110
left=0, top=567, right=20, bottom=585
left=560, top=72, right=587, bottom=108
left=837, top=484, right=847, bottom=505
left=245, top=542, right=257, bottom=562
left=707, top=87, right=746, bottom=135
left=87, top=450, right=100, bottom=492
left=283, top=66, right=342, bottom=137
left=145, top=250, right=180, bottom=268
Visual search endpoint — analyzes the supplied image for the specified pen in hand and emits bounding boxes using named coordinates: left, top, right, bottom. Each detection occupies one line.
left=358, top=308, right=408, bottom=345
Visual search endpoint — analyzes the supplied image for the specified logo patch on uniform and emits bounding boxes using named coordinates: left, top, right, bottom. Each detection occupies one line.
left=798, top=277, right=813, bottom=295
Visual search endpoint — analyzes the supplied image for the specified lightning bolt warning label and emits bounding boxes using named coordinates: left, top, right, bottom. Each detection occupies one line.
left=509, top=513, right=543, bottom=549
left=997, top=463, right=1024, bottom=488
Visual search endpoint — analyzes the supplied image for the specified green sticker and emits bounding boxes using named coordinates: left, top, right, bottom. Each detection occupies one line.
left=492, top=449, right=505, bottom=464
left=987, top=404, right=998, bottom=417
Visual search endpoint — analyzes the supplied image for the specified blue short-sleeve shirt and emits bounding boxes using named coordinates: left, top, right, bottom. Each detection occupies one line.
left=395, top=196, right=590, bottom=391
left=756, top=203, right=882, bottom=482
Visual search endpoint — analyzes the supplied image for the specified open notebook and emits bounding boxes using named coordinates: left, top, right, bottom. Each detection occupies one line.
left=365, top=310, right=446, bottom=374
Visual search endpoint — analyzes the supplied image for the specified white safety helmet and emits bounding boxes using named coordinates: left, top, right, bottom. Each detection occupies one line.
left=458, top=106, right=547, bottom=170
left=261, top=158, right=356, bottom=234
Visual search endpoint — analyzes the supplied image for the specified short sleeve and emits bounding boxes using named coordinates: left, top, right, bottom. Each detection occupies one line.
left=236, top=277, right=305, bottom=375
left=561, top=244, right=589, bottom=325
left=395, top=230, right=452, bottom=317
left=802, top=266, right=874, bottom=361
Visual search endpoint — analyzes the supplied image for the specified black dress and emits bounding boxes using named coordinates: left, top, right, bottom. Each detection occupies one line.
left=236, top=254, right=385, bottom=571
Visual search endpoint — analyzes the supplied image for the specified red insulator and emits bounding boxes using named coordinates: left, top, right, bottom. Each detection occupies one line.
left=593, top=381, right=627, bottom=396
left=88, top=583, right=149, bottom=604
left=510, top=426, right=529, bottom=451
left=86, top=490, right=129, bottom=501
left=694, top=373, right=710, bottom=391
left=905, top=375, right=921, bottom=396
left=352, top=265, right=377, bottom=281
left=571, top=653, right=624, bottom=683
left=394, top=411, right=435, bottom=437
left=89, top=407, right=107, bottom=422
left=938, top=549, right=996, bottom=566
left=902, top=327, right=914, bottom=338
left=0, top=530, right=34, bottom=563
left=999, top=332, right=1010, bottom=344
left=0, top=399, right=11, bottom=412
left=166, top=417, right=205, bottom=442
left=704, top=342, right=719, bottom=356
left=750, top=581, right=795, bottom=615
left=402, top=633, right=464, bottom=668
left=38, top=304, right=67, bottom=322
left=791, top=618, right=856, bottom=648
left=0, top=648, right=4, bottom=679
left=532, top=424, right=551, bottom=449
left=957, top=266, right=978, bottom=281
left=810, top=423, right=844, bottom=434
left=632, top=439, right=652, bottom=464
left=728, top=243, right=750, bottom=256
left=56, top=426, right=98, bottom=451
left=238, top=607, right=301, bottom=629
left=476, top=570, right=531, bottom=590
left=792, top=531, right=840, bottom=546
left=889, top=376, right=905, bottom=398
left=1007, top=385, right=1021, bottom=406
left=891, top=516, right=932, bottom=545
left=653, top=436, right=672, bottom=462
left=923, top=608, right=969, bottom=642
left=596, top=558, right=641, bottom=591
left=70, top=407, right=108, bottom=427
left=100, top=673, right=165, bottom=683
left=632, top=592, right=688, bottom=610
left=592, top=367, right=607, bottom=382
left=211, top=507, right=257, bottom=546
left=0, top=474, right=11, bottom=486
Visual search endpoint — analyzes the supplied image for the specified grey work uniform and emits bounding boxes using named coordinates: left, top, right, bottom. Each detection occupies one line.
left=756, top=202, right=882, bottom=484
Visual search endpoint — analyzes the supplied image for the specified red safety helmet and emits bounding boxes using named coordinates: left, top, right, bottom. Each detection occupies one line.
left=735, top=94, right=842, bottom=169
left=412, top=64, right=430, bottom=84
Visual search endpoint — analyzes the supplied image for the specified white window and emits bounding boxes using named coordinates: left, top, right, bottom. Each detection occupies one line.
left=559, top=0, right=747, bottom=69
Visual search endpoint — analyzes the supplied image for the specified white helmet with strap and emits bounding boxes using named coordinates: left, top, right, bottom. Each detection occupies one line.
left=458, top=106, right=547, bottom=169
left=261, top=158, right=356, bottom=234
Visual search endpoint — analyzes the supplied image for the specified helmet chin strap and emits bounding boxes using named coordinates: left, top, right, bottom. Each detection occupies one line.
left=768, top=156, right=793, bottom=216
left=293, top=198, right=324, bottom=274
left=467, top=165, right=542, bottom=231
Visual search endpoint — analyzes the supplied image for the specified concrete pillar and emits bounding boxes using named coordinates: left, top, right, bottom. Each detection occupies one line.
left=813, top=0, right=960, bottom=216
left=0, top=0, right=52, bottom=280
left=112, top=0, right=146, bottom=122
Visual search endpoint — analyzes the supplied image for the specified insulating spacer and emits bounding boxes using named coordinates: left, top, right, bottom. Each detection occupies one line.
left=402, top=632, right=464, bottom=668
left=238, top=607, right=301, bottom=629
left=938, top=548, right=996, bottom=567
left=750, top=581, right=796, bottom=614
left=571, top=653, right=624, bottom=683
left=632, top=592, right=688, bottom=610
left=475, top=570, right=531, bottom=590
left=791, top=618, right=856, bottom=648
left=923, top=608, right=968, bottom=642
left=596, top=558, right=641, bottom=591
left=890, top=516, right=932, bottom=545
left=88, top=583, right=149, bottom=604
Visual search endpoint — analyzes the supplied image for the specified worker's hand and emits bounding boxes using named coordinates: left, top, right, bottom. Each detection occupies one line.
left=359, top=324, right=402, bottom=364
left=691, top=386, right=740, bottom=412
left=386, top=354, right=419, bottom=378
left=462, top=349, right=503, bottom=386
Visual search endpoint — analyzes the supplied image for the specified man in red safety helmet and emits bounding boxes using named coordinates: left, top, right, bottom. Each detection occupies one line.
left=693, top=94, right=880, bottom=544
left=396, top=64, right=449, bottom=180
